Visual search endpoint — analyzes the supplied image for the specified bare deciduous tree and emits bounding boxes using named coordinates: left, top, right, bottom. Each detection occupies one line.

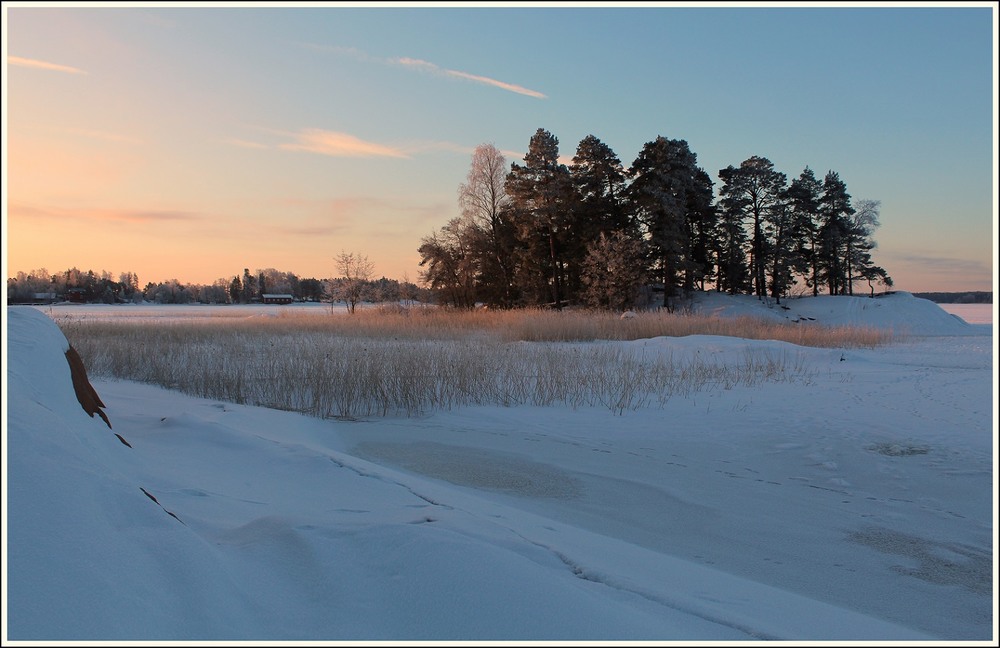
left=846, top=199, right=891, bottom=296
left=458, top=143, right=517, bottom=307
left=332, top=251, right=375, bottom=314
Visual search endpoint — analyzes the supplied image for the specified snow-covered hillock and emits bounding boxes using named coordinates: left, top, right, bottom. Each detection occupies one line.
left=5, top=307, right=263, bottom=639
left=687, top=291, right=983, bottom=336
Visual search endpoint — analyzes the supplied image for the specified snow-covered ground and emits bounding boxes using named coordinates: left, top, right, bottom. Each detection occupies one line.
left=3, top=292, right=996, bottom=642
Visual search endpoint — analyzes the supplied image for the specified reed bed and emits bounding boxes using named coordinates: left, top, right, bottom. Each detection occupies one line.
left=492, top=309, right=895, bottom=348
left=79, top=304, right=892, bottom=347
left=58, top=307, right=888, bottom=417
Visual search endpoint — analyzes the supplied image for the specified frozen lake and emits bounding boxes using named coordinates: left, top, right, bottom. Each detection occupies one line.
left=938, top=302, right=994, bottom=325
left=29, top=301, right=336, bottom=321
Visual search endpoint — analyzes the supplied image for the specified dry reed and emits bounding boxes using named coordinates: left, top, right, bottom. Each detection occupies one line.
left=58, top=307, right=889, bottom=418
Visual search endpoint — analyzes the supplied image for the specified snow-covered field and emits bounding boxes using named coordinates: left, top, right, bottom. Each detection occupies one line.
left=3, top=292, right=996, bottom=642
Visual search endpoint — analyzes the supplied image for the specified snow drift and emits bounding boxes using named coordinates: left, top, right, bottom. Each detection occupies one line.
left=5, top=307, right=251, bottom=638
left=688, top=290, right=983, bottom=336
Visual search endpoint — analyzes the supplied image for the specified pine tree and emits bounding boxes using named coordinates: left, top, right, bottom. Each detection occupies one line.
left=717, top=156, right=787, bottom=299
left=818, top=170, right=854, bottom=295
left=229, top=276, right=242, bottom=303
left=570, top=135, right=632, bottom=236
left=713, top=199, right=749, bottom=295
left=568, top=135, right=634, bottom=301
left=785, top=167, right=824, bottom=296
left=505, top=128, right=576, bottom=308
left=241, top=268, right=256, bottom=304
left=627, top=137, right=711, bottom=309
left=765, top=196, right=797, bottom=302
left=685, top=167, right=717, bottom=292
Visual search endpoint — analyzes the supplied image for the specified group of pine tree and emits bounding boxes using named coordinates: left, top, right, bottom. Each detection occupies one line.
left=418, top=128, right=892, bottom=311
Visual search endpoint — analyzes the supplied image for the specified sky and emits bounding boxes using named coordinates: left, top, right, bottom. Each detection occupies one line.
left=4, top=296, right=994, bottom=640
left=2, top=1, right=997, bottom=293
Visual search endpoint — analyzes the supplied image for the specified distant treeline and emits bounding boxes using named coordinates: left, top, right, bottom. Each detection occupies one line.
left=6, top=266, right=431, bottom=305
left=912, top=291, right=992, bottom=304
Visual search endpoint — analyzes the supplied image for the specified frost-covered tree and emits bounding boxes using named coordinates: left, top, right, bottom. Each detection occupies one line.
left=201, top=279, right=231, bottom=304
left=458, top=143, right=517, bottom=307
left=580, top=230, right=650, bottom=311
left=331, top=251, right=375, bottom=313
left=118, top=271, right=142, bottom=303
left=6, top=268, right=56, bottom=302
left=145, top=279, right=193, bottom=304
left=257, top=268, right=299, bottom=296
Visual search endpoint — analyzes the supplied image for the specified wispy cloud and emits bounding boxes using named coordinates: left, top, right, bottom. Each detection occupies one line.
left=102, top=209, right=202, bottom=224
left=889, top=252, right=991, bottom=276
left=10, top=202, right=203, bottom=224
left=301, top=43, right=546, bottom=99
left=8, top=55, right=87, bottom=75
left=277, top=128, right=410, bottom=159
left=393, top=57, right=547, bottom=99
left=374, top=139, right=525, bottom=162
left=222, top=127, right=410, bottom=158
left=226, top=126, right=508, bottom=162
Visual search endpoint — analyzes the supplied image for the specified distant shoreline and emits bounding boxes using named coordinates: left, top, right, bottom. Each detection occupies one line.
left=912, top=291, right=992, bottom=304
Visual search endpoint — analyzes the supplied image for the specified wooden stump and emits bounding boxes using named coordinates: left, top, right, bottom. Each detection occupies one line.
left=65, top=345, right=112, bottom=430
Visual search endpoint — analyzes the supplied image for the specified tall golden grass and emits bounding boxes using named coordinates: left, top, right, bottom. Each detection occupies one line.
left=99, top=304, right=890, bottom=346
left=58, top=306, right=892, bottom=417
